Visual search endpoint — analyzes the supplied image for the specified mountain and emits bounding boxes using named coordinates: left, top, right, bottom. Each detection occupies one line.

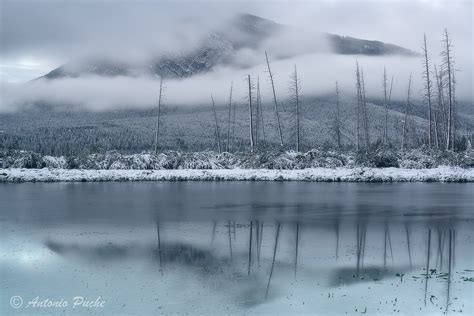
left=327, top=34, right=416, bottom=56
left=41, top=14, right=415, bottom=80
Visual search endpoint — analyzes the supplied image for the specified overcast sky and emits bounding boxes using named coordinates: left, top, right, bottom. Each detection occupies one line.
left=0, top=0, right=472, bottom=110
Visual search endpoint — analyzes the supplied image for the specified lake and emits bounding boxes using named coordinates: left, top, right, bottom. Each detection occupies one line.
left=1, top=182, right=473, bottom=315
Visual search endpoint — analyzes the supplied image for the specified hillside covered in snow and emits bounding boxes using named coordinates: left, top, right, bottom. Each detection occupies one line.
left=39, top=14, right=415, bottom=81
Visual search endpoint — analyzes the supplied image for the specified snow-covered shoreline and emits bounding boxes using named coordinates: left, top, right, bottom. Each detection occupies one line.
left=1, top=167, right=473, bottom=182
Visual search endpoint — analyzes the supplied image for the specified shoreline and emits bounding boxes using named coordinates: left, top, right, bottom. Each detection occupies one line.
left=1, top=167, right=473, bottom=183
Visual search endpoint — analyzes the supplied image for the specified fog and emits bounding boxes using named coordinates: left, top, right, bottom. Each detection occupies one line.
left=0, top=0, right=472, bottom=112
left=3, top=51, right=471, bottom=113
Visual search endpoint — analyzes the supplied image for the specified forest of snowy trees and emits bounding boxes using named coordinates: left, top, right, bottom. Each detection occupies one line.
left=0, top=29, right=472, bottom=169
left=151, top=29, right=470, bottom=155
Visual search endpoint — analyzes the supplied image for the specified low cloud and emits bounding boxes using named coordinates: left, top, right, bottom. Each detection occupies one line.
left=1, top=0, right=471, bottom=113
left=2, top=50, right=471, bottom=113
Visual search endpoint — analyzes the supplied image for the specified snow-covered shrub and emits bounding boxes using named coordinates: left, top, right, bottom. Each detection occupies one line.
left=299, top=149, right=350, bottom=168
left=398, top=149, right=436, bottom=169
left=1, top=148, right=472, bottom=170
left=66, top=155, right=80, bottom=169
left=43, top=156, right=67, bottom=169
left=1, top=151, right=46, bottom=168
left=357, top=149, right=400, bottom=168
left=432, top=149, right=474, bottom=168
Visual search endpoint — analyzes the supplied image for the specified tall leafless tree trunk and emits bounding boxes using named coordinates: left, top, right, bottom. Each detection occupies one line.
left=442, top=29, right=454, bottom=150
left=154, top=76, right=164, bottom=154
left=290, top=65, right=301, bottom=152
left=435, top=65, right=448, bottom=149
left=422, top=34, right=433, bottom=149
left=361, top=69, right=370, bottom=151
left=434, top=65, right=444, bottom=149
left=265, top=51, right=284, bottom=147
left=386, top=75, right=394, bottom=146
left=257, top=76, right=266, bottom=146
left=354, top=62, right=369, bottom=151
left=452, top=70, right=457, bottom=150
left=355, top=62, right=362, bottom=151
left=335, top=81, right=341, bottom=148
left=383, top=67, right=388, bottom=147
left=255, top=77, right=260, bottom=147
left=402, top=73, right=413, bottom=149
left=226, top=82, right=233, bottom=152
left=433, top=110, right=439, bottom=149
left=231, top=101, right=237, bottom=152
left=247, top=75, right=255, bottom=153
left=211, top=94, right=222, bottom=153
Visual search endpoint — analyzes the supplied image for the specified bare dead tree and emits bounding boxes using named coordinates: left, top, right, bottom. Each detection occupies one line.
left=265, top=51, right=284, bottom=147
left=354, top=62, right=369, bottom=151
left=441, top=29, right=455, bottom=150
left=383, top=67, right=388, bottom=146
left=211, top=94, right=222, bottom=153
left=434, top=65, right=445, bottom=149
left=435, top=65, right=448, bottom=149
left=386, top=75, right=394, bottom=146
left=154, top=76, right=164, bottom=154
left=256, top=76, right=266, bottom=146
left=335, top=81, right=341, bottom=148
left=247, top=75, right=255, bottom=152
left=226, top=82, right=233, bottom=152
left=452, top=69, right=457, bottom=150
left=289, top=65, right=301, bottom=151
left=355, top=62, right=362, bottom=151
left=433, top=110, right=439, bottom=149
left=255, top=77, right=260, bottom=147
left=231, top=101, right=237, bottom=152
left=361, top=69, right=370, bottom=151
left=402, top=73, right=413, bottom=149
left=422, top=34, right=434, bottom=149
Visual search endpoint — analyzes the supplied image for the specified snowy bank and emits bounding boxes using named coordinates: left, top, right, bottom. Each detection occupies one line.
left=1, top=167, right=473, bottom=182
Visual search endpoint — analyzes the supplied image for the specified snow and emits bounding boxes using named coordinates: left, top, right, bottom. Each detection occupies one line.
left=1, top=166, right=473, bottom=182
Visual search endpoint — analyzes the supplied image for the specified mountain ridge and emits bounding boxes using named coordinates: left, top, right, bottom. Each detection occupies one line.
left=41, top=13, right=416, bottom=81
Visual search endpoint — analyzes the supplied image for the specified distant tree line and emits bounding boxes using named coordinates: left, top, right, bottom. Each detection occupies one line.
left=0, top=30, right=471, bottom=157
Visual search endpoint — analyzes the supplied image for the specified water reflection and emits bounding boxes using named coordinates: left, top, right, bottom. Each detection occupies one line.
left=36, top=219, right=471, bottom=315
left=1, top=182, right=473, bottom=315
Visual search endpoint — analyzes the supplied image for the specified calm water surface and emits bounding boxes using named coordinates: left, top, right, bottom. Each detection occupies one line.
left=1, top=182, right=473, bottom=315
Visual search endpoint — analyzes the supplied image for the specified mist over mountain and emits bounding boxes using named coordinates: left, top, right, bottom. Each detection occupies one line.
left=41, top=14, right=415, bottom=81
